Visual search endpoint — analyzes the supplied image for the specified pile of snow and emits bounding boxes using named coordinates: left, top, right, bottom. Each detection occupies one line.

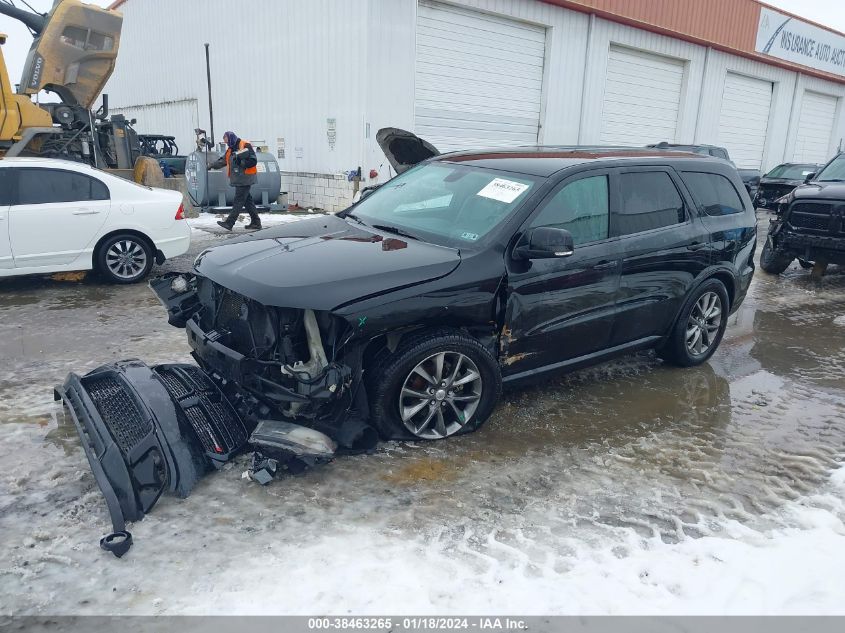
left=188, top=211, right=314, bottom=234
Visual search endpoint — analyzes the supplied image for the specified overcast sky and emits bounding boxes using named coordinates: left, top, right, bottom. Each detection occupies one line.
left=1, top=0, right=845, bottom=91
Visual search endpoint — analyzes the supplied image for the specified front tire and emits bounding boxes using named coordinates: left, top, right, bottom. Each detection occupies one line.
left=96, top=234, right=154, bottom=284
left=368, top=329, right=502, bottom=441
left=659, top=279, right=729, bottom=367
left=760, top=239, right=793, bottom=274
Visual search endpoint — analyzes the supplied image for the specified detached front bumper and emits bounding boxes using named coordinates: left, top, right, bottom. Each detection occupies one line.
left=55, top=360, right=249, bottom=556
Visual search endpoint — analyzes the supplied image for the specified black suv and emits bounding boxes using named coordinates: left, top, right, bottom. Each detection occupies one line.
left=149, top=139, right=756, bottom=443
left=761, top=152, right=845, bottom=274
left=57, top=139, right=757, bottom=547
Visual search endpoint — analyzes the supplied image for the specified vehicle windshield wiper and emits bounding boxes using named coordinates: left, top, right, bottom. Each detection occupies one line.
left=343, top=212, right=367, bottom=225
left=370, top=224, right=421, bottom=241
left=817, top=178, right=845, bottom=182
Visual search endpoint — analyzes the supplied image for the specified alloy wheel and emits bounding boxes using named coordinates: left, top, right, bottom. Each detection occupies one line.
left=399, top=351, right=483, bottom=439
left=685, top=291, right=722, bottom=356
left=106, top=239, right=148, bottom=280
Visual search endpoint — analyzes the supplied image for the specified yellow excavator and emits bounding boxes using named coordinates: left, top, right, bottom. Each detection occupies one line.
left=0, top=0, right=148, bottom=170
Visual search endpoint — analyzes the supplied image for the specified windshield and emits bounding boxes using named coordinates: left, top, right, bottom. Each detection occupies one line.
left=350, top=162, right=540, bottom=246
left=765, top=164, right=817, bottom=179
left=814, top=155, right=845, bottom=182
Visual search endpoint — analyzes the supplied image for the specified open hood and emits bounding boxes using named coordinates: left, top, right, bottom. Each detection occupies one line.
left=376, top=127, right=439, bottom=174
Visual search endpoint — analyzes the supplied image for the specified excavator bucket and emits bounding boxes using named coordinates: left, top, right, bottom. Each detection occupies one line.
left=17, top=0, right=122, bottom=109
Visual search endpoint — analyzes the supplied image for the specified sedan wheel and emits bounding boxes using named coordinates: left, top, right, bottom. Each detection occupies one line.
left=107, top=240, right=148, bottom=280
left=399, top=351, right=482, bottom=439
left=685, top=292, right=722, bottom=357
left=97, top=234, right=154, bottom=284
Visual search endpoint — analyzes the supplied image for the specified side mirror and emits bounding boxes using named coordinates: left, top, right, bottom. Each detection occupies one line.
left=514, top=226, right=574, bottom=260
left=804, top=172, right=816, bottom=184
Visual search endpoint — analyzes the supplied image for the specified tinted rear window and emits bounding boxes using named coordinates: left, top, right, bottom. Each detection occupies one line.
left=0, top=169, right=11, bottom=206
left=682, top=172, right=745, bottom=216
left=16, top=168, right=109, bottom=205
left=616, top=172, right=685, bottom=234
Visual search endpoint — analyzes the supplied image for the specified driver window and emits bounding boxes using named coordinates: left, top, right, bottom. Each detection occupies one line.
left=530, top=175, right=609, bottom=245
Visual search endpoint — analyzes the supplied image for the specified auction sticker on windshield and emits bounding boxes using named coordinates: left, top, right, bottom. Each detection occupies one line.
left=477, top=178, right=529, bottom=203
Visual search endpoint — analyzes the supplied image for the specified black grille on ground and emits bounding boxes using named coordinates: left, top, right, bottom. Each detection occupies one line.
left=790, top=203, right=835, bottom=233
left=155, top=369, right=190, bottom=398
left=154, top=365, right=247, bottom=457
left=83, top=375, right=152, bottom=455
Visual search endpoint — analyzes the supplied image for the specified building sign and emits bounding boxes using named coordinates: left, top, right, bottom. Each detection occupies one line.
left=327, top=118, right=337, bottom=150
left=756, top=7, right=845, bottom=77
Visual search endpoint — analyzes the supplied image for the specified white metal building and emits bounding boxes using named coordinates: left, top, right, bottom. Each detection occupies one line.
left=105, top=0, right=845, bottom=211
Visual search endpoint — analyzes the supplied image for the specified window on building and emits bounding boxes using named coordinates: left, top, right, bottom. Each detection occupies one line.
left=682, top=172, right=745, bottom=216
left=15, top=169, right=109, bottom=205
left=616, top=172, right=685, bottom=235
left=530, top=175, right=609, bottom=245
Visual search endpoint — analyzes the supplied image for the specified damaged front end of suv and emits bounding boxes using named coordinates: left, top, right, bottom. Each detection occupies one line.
left=150, top=267, right=375, bottom=449
left=56, top=208, right=500, bottom=555
left=761, top=153, right=845, bottom=275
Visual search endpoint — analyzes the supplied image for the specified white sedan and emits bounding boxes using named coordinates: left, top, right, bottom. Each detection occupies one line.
left=0, top=157, right=191, bottom=284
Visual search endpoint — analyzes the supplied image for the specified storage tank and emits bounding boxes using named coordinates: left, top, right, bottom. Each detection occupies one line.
left=185, top=150, right=282, bottom=210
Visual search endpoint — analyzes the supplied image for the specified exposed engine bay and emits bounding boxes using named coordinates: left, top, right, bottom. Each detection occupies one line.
left=152, top=272, right=381, bottom=439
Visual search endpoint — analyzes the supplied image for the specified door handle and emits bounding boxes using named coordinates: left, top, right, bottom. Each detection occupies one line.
left=686, top=241, right=706, bottom=251
left=72, top=209, right=100, bottom=215
left=592, top=259, right=616, bottom=270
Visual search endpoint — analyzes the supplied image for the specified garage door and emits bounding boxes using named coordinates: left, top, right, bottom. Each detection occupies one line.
left=599, top=45, right=685, bottom=146
left=414, top=1, right=546, bottom=152
left=717, top=73, right=773, bottom=169
left=111, top=99, right=199, bottom=157
left=793, top=91, right=838, bottom=164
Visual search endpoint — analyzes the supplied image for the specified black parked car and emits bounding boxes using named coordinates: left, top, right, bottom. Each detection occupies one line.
left=753, top=162, right=821, bottom=210
left=148, top=139, right=755, bottom=442
left=761, top=152, right=845, bottom=274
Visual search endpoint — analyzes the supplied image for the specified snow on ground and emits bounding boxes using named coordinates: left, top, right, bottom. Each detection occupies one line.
left=1, top=211, right=844, bottom=615
left=156, top=461, right=845, bottom=616
left=187, top=211, right=315, bottom=235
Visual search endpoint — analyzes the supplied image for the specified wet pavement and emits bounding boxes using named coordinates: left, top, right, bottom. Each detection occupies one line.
left=0, top=213, right=844, bottom=615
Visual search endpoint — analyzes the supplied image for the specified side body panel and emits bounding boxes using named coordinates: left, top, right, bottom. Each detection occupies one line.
left=610, top=166, right=711, bottom=347
left=501, top=167, right=622, bottom=374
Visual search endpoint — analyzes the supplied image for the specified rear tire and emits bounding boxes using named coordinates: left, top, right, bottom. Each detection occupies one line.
left=368, top=329, right=502, bottom=441
left=659, top=279, right=729, bottom=367
left=760, top=239, right=793, bottom=274
left=96, top=233, right=154, bottom=284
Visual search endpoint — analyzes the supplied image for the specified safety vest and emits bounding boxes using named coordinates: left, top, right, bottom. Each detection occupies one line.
left=226, top=139, right=257, bottom=176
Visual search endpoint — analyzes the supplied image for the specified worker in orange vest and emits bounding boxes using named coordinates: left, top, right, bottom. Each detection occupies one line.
left=210, top=131, right=262, bottom=231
